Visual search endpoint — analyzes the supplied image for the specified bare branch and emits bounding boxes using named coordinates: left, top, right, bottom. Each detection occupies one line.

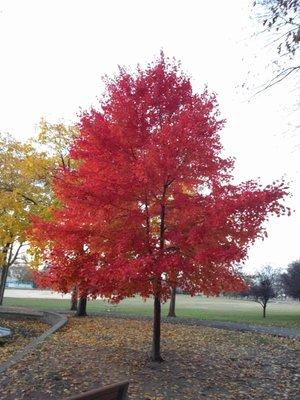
left=7, top=243, right=25, bottom=267
left=254, top=65, right=300, bottom=95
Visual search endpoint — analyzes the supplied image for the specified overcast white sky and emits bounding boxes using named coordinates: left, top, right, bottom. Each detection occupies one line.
left=0, top=0, right=299, bottom=272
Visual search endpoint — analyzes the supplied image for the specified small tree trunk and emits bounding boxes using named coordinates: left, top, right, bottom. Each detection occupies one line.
left=0, top=264, right=9, bottom=306
left=263, top=304, right=266, bottom=318
left=168, top=287, right=176, bottom=317
left=77, top=296, right=87, bottom=316
left=70, top=286, right=78, bottom=311
left=0, top=245, right=10, bottom=306
left=151, top=295, right=163, bottom=362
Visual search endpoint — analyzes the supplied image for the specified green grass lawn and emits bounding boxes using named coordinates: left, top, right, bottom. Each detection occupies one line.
left=3, top=294, right=300, bottom=328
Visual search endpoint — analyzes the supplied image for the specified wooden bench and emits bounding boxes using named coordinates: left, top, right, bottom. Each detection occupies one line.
left=66, top=381, right=129, bottom=400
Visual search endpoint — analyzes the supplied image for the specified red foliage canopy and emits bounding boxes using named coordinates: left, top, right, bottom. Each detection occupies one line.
left=31, top=53, right=289, bottom=302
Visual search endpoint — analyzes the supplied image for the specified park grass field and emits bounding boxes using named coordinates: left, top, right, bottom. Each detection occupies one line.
left=3, top=294, right=300, bottom=328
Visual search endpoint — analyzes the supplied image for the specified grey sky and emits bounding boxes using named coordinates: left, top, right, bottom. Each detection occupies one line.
left=0, top=0, right=299, bottom=272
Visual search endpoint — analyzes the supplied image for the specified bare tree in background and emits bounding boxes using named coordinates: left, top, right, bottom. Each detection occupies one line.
left=253, top=0, right=300, bottom=92
left=249, top=266, right=278, bottom=317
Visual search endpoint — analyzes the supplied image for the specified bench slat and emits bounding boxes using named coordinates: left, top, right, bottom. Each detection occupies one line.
left=65, top=381, right=129, bottom=400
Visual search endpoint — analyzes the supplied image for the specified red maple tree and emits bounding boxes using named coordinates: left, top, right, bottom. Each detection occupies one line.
left=31, top=53, right=289, bottom=361
left=31, top=206, right=101, bottom=315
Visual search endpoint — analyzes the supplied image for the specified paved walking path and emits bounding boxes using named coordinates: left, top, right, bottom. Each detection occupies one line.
left=0, top=306, right=68, bottom=374
left=165, top=317, right=300, bottom=340
left=73, top=311, right=300, bottom=340
left=0, top=306, right=44, bottom=317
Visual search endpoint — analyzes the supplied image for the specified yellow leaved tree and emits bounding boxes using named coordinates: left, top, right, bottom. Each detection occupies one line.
left=0, top=121, right=78, bottom=305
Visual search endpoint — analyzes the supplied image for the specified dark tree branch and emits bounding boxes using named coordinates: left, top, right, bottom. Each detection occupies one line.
left=254, top=65, right=300, bottom=95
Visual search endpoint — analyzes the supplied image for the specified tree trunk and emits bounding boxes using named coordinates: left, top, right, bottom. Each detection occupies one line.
left=150, top=181, right=169, bottom=362
left=77, top=296, right=87, bottom=316
left=151, top=295, right=163, bottom=362
left=0, top=264, right=9, bottom=306
left=0, top=245, right=10, bottom=306
left=70, top=286, right=78, bottom=311
left=168, top=287, right=176, bottom=317
left=263, top=304, right=266, bottom=318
